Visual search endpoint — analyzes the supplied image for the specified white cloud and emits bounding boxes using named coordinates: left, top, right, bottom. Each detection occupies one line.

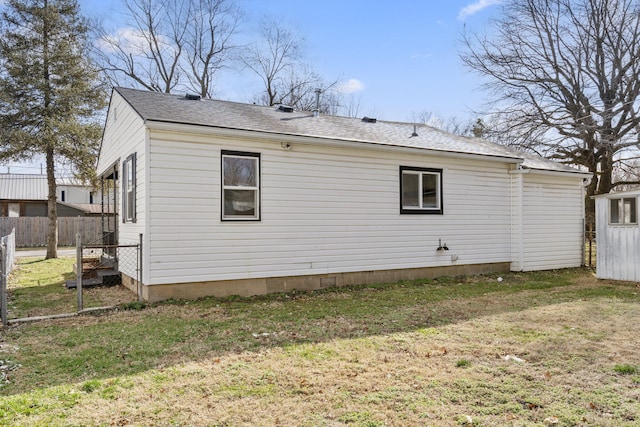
left=458, top=0, right=502, bottom=20
left=98, top=27, right=173, bottom=56
left=337, top=79, right=365, bottom=94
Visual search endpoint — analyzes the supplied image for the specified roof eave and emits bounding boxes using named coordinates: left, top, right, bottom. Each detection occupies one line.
left=510, top=167, right=591, bottom=178
left=145, top=119, right=525, bottom=165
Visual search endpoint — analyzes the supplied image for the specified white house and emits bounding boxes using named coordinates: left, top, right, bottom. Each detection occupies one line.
left=595, top=189, right=640, bottom=282
left=97, top=87, right=591, bottom=302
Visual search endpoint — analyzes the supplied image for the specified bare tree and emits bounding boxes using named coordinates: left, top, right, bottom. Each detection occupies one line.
left=96, top=0, right=186, bottom=93
left=410, top=111, right=475, bottom=136
left=332, top=93, right=364, bottom=118
left=243, top=20, right=338, bottom=112
left=243, top=21, right=302, bottom=106
left=461, top=0, right=640, bottom=224
left=94, top=0, right=240, bottom=96
left=615, top=157, right=640, bottom=191
left=183, top=0, right=242, bottom=98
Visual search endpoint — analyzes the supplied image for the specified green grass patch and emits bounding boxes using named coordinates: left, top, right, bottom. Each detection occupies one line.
left=2, top=265, right=640, bottom=426
left=6, top=257, right=77, bottom=318
left=7, top=256, right=136, bottom=320
left=614, top=364, right=638, bottom=375
left=456, top=359, right=471, bottom=368
left=338, top=411, right=383, bottom=426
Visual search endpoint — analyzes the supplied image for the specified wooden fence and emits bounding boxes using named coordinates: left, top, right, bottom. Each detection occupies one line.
left=0, top=217, right=103, bottom=247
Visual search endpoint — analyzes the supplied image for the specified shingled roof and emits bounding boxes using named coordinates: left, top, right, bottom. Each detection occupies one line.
left=114, top=87, right=587, bottom=175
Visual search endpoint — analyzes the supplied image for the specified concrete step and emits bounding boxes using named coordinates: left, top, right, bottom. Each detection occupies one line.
left=65, top=278, right=103, bottom=289
left=97, top=269, right=122, bottom=286
left=65, top=270, right=121, bottom=289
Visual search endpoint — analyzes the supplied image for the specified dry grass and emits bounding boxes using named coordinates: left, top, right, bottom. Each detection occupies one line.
left=2, top=269, right=640, bottom=426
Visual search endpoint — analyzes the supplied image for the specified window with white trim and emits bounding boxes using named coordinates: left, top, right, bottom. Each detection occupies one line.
left=122, top=153, right=136, bottom=223
left=609, top=197, right=637, bottom=224
left=222, top=151, right=260, bottom=220
left=400, top=166, right=443, bottom=214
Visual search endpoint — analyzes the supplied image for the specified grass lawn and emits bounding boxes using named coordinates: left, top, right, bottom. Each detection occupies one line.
left=1, top=265, right=639, bottom=426
left=5, top=257, right=137, bottom=319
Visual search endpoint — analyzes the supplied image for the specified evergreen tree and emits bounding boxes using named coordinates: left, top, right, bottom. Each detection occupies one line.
left=0, top=0, right=106, bottom=258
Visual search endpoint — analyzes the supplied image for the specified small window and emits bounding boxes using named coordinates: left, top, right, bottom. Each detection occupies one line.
left=122, top=153, right=137, bottom=223
left=8, top=203, right=20, bottom=217
left=609, top=197, right=637, bottom=224
left=222, top=151, right=260, bottom=221
left=400, top=166, right=443, bottom=214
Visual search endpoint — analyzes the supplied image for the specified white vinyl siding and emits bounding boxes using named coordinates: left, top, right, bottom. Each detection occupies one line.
left=511, top=173, right=584, bottom=271
left=96, top=92, right=147, bottom=279
left=56, top=185, right=96, bottom=204
left=145, top=129, right=514, bottom=285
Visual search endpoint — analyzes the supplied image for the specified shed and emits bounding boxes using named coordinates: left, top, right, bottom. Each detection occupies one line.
left=594, top=189, right=640, bottom=282
left=97, top=87, right=591, bottom=302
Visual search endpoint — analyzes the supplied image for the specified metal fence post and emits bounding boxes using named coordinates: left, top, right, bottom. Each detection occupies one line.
left=1, top=241, right=7, bottom=328
left=76, top=233, right=83, bottom=312
left=138, top=233, right=143, bottom=302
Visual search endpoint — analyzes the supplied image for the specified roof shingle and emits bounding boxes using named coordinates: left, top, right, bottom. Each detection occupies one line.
left=115, top=87, right=587, bottom=175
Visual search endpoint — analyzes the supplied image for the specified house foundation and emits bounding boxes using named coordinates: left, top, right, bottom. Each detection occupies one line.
left=122, top=262, right=511, bottom=303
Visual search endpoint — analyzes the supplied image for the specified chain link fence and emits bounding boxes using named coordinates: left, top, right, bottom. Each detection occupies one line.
left=74, top=234, right=142, bottom=312
left=76, top=238, right=142, bottom=306
left=1, top=233, right=141, bottom=324
left=585, top=225, right=596, bottom=268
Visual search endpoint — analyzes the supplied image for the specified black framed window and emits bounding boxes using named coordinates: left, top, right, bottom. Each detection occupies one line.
left=400, top=166, right=443, bottom=214
left=222, top=151, right=260, bottom=221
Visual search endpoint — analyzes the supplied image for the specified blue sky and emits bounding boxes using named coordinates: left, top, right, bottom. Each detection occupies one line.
left=225, top=0, right=503, bottom=122
left=81, top=0, right=503, bottom=122
left=3, top=0, right=504, bottom=174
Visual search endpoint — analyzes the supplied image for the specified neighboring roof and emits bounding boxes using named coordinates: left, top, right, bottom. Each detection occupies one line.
left=0, top=174, right=95, bottom=200
left=593, top=189, right=640, bottom=199
left=0, top=174, right=48, bottom=200
left=114, top=87, right=587, bottom=175
left=63, top=203, right=113, bottom=214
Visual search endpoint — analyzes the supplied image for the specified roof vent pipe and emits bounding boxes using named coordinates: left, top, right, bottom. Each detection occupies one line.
left=411, top=125, right=419, bottom=137
left=314, top=88, right=322, bottom=117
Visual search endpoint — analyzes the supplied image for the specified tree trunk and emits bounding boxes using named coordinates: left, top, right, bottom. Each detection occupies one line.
left=597, top=152, right=614, bottom=195
left=45, top=147, right=58, bottom=259
left=584, top=169, right=599, bottom=229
